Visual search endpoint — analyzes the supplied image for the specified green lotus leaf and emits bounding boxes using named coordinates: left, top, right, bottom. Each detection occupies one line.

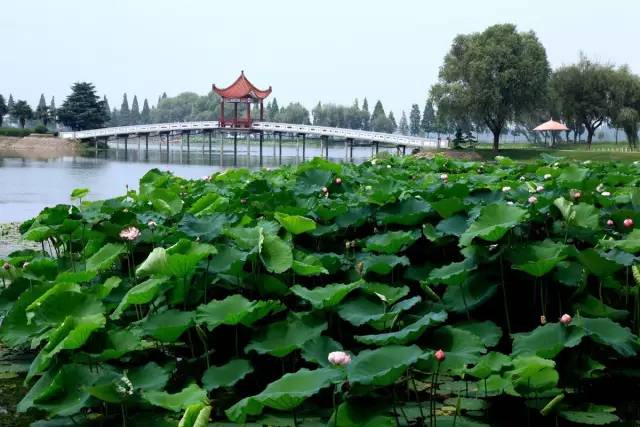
left=128, top=361, right=173, bottom=392
left=295, top=169, right=333, bottom=195
left=355, top=310, right=447, bottom=345
left=136, top=248, right=169, bottom=277
left=290, top=281, right=360, bottom=309
left=111, top=277, right=169, bottom=319
left=512, top=322, right=584, bottom=358
left=377, top=198, right=431, bottom=226
left=459, top=204, right=526, bottom=246
left=274, top=212, right=316, bottom=234
left=364, top=229, right=422, bottom=254
left=328, top=401, right=396, bottom=426
left=143, top=383, right=208, bottom=412
left=357, top=253, right=410, bottom=275
left=96, top=329, right=150, bottom=361
left=142, top=309, right=194, bottom=342
left=195, top=295, right=283, bottom=330
left=360, top=282, right=410, bottom=304
left=432, top=197, right=466, bottom=218
left=428, top=258, right=476, bottom=286
left=202, top=359, right=253, bottom=391
left=577, top=249, right=623, bottom=277
left=85, top=243, right=125, bottom=272
left=291, top=253, right=329, bottom=276
left=573, top=295, right=628, bottom=321
left=149, top=188, right=184, bottom=216
left=509, top=240, right=571, bottom=277
left=70, top=188, right=90, bottom=200
left=455, top=320, right=503, bottom=347
left=466, top=352, right=512, bottom=379
left=245, top=314, right=327, bottom=357
left=178, top=213, right=233, bottom=241
left=260, top=234, right=293, bottom=273
left=336, top=295, right=420, bottom=327
left=347, top=345, right=423, bottom=386
left=23, top=225, right=54, bottom=242
left=421, top=326, right=486, bottom=373
left=94, top=276, right=122, bottom=299
left=301, top=336, right=343, bottom=367
left=558, top=404, right=619, bottom=425
left=553, top=197, right=599, bottom=230
left=506, top=356, right=558, bottom=395
left=179, top=404, right=212, bottom=427
left=576, top=316, right=639, bottom=357
left=600, top=229, right=640, bottom=253
left=209, top=246, right=247, bottom=274
left=336, top=206, right=373, bottom=228
left=557, top=164, right=589, bottom=185
left=226, top=368, right=343, bottom=422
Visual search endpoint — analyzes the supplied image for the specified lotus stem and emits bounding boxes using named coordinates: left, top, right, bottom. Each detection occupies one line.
left=499, top=256, right=512, bottom=335
left=391, top=385, right=401, bottom=427
left=410, top=370, right=426, bottom=422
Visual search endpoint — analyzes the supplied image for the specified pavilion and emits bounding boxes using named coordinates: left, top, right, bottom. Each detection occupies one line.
left=213, top=71, right=272, bottom=128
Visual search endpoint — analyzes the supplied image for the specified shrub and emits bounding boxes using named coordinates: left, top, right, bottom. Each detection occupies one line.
left=2, top=155, right=640, bottom=425
left=33, top=124, right=49, bottom=134
left=0, top=127, right=32, bottom=137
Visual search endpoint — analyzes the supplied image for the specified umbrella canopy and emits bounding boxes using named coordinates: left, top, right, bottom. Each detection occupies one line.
left=534, top=119, right=569, bottom=132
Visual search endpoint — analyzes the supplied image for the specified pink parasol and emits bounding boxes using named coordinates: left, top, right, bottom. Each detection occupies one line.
left=533, top=119, right=569, bottom=132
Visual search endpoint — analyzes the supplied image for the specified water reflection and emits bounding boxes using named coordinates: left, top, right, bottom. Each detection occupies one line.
left=0, top=141, right=388, bottom=222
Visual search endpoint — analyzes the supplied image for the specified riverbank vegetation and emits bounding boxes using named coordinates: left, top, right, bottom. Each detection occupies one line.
left=2, top=155, right=640, bottom=425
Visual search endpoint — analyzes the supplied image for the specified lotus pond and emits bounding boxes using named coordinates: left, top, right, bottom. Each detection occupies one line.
left=2, top=154, right=640, bottom=426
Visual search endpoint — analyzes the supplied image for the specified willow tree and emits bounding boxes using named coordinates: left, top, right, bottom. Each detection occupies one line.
left=430, top=24, right=550, bottom=151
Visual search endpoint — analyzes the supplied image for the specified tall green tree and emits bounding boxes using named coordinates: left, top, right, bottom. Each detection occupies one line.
left=120, top=94, right=130, bottom=125
left=362, top=97, right=370, bottom=130
left=430, top=24, right=550, bottom=150
left=399, top=111, right=409, bottom=135
left=130, top=95, right=140, bottom=125
left=57, top=82, right=108, bottom=130
left=371, top=100, right=386, bottom=123
left=409, top=104, right=421, bottom=136
left=7, top=95, right=15, bottom=123
left=12, top=100, right=33, bottom=128
left=0, top=95, right=7, bottom=127
left=35, top=94, right=50, bottom=127
left=421, top=100, right=436, bottom=137
left=49, top=97, right=57, bottom=126
left=388, top=111, right=397, bottom=132
left=102, top=96, right=111, bottom=125
left=550, top=55, right=621, bottom=149
left=141, top=99, right=151, bottom=124
left=268, top=98, right=279, bottom=121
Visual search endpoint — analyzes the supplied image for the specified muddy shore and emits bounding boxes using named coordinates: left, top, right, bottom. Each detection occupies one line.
left=0, top=135, right=81, bottom=159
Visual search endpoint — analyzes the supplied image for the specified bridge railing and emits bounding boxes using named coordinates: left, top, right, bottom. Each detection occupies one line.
left=59, top=121, right=219, bottom=140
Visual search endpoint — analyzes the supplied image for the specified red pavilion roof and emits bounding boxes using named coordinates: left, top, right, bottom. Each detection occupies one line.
left=213, top=71, right=272, bottom=100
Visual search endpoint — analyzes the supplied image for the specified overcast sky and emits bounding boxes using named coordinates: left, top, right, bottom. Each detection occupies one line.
left=2, top=0, right=638, bottom=117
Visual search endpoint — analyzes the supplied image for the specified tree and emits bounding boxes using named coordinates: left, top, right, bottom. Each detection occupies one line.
left=399, top=111, right=409, bottom=135
left=120, top=94, right=130, bottom=125
left=275, top=102, right=311, bottom=124
left=101, top=96, right=111, bottom=125
left=550, top=55, right=621, bottom=149
left=57, top=82, right=108, bottom=130
left=362, top=98, right=370, bottom=130
left=430, top=24, right=550, bottom=151
left=388, top=111, right=397, bottom=133
left=371, top=100, right=386, bottom=123
left=12, top=100, right=33, bottom=128
left=0, top=95, right=7, bottom=127
left=35, top=94, right=50, bottom=127
left=141, top=99, right=151, bottom=124
left=7, top=95, right=15, bottom=123
left=49, top=97, right=57, bottom=126
left=130, top=95, right=140, bottom=125
left=268, top=98, right=279, bottom=121
left=421, top=100, right=436, bottom=137
left=616, top=108, right=639, bottom=148
left=409, top=104, right=421, bottom=136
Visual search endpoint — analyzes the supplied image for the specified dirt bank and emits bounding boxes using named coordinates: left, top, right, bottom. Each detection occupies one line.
left=0, top=135, right=81, bottom=159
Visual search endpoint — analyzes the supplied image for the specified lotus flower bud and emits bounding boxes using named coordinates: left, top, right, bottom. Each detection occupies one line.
left=434, top=349, right=446, bottom=362
left=624, top=218, right=634, bottom=228
left=502, top=186, right=511, bottom=192
left=601, top=191, right=611, bottom=197
left=528, top=196, right=538, bottom=204
left=572, top=191, right=581, bottom=199
left=536, top=185, right=544, bottom=192
left=328, top=351, right=351, bottom=366
left=544, top=174, right=552, bottom=180
left=335, top=177, right=342, bottom=184
left=440, top=174, right=448, bottom=181
left=607, top=219, right=614, bottom=226
left=560, top=314, right=572, bottom=325
left=147, top=220, right=157, bottom=229
left=321, top=186, right=328, bottom=193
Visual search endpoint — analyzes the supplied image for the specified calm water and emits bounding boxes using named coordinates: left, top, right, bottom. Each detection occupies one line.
left=0, top=142, right=384, bottom=222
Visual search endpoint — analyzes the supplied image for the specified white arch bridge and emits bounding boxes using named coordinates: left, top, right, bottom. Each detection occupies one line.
left=60, top=121, right=442, bottom=164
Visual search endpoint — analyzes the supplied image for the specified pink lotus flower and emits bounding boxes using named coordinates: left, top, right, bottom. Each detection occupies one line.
left=435, top=349, right=446, bottom=362
left=119, top=226, right=140, bottom=241
left=607, top=219, right=614, bottom=226
left=440, top=174, right=448, bottom=181
left=335, top=177, right=342, bottom=185
left=536, top=185, right=544, bottom=192
left=201, top=175, right=210, bottom=181
left=572, top=191, right=581, bottom=199
left=321, top=186, right=329, bottom=193
left=624, top=218, right=634, bottom=228
left=328, top=351, right=351, bottom=366
left=528, top=196, right=538, bottom=204
left=560, top=314, right=572, bottom=325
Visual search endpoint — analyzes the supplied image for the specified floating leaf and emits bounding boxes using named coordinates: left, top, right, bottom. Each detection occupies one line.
left=202, top=359, right=253, bottom=391
left=347, top=345, right=423, bottom=386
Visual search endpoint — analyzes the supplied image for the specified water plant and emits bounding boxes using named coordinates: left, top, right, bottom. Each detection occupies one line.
left=2, top=153, right=640, bottom=426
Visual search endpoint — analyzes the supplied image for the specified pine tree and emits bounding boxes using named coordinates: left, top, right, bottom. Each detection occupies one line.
left=141, top=99, right=151, bottom=124
left=57, top=82, right=108, bottom=130
left=120, top=94, right=130, bottom=125
left=7, top=95, right=15, bottom=122
left=49, top=97, right=57, bottom=126
left=0, top=95, right=7, bottom=127
left=388, top=111, right=397, bottom=132
left=399, top=111, right=409, bottom=135
left=130, top=95, right=140, bottom=125
left=409, top=104, right=421, bottom=136
left=362, top=98, right=370, bottom=130
left=371, top=100, right=385, bottom=122
left=35, top=94, right=50, bottom=127
left=421, top=100, right=436, bottom=137
left=111, top=108, right=119, bottom=126
left=161, top=92, right=168, bottom=100
left=269, top=98, right=279, bottom=121
left=102, top=96, right=111, bottom=124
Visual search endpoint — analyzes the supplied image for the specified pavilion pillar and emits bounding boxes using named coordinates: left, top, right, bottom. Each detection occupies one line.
left=260, top=101, right=264, bottom=121
left=302, top=133, right=306, bottom=161
left=219, top=130, right=224, bottom=166
left=233, top=103, right=238, bottom=128
left=233, top=132, right=238, bottom=166
left=259, top=131, right=264, bottom=166
left=247, top=101, right=251, bottom=127
left=220, top=100, right=225, bottom=126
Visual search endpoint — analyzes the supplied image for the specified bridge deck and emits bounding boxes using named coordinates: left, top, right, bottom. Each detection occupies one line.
left=59, top=121, right=441, bottom=148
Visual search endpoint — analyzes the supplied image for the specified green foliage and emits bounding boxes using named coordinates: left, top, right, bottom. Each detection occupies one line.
left=3, top=156, right=640, bottom=425
left=57, top=82, right=108, bottom=130
left=0, top=127, right=32, bottom=137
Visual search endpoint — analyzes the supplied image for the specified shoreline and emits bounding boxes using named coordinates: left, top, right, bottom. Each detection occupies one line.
left=0, top=223, right=38, bottom=259
left=0, top=135, right=82, bottom=160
